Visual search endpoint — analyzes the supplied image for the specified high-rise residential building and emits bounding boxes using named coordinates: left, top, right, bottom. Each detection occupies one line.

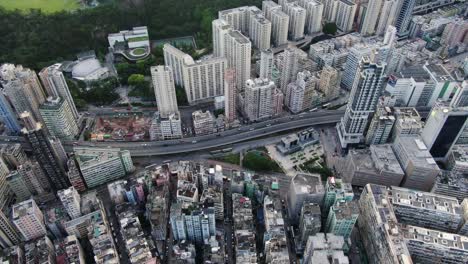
left=451, top=81, right=468, bottom=108
left=182, top=57, right=227, bottom=104
left=73, top=146, right=134, bottom=188
left=303, top=233, right=349, bottom=264
left=219, top=6, right=250, bottom=34
left=422, top=64, right=458, bottom=107
left=58, top=187, right=81, bottom=219
left=39, top=64, right=79, bottom=120
left=325, top=199, right=359, bottom=239
left=323, top=177, right=353, bottom=216
left=0, top=158, right=12, bottom=210
left=394, top=0, right=416, bottom=37
left=391, top=186, right=462, bottom=233
left=460, top=199, right=468, bottom=236
left=244, top=78, right=274, bottom=121
left=212, top=19, right=232, bottom=58
left=0, top=92, right=20, bottom=134
left=192, top=110, right=215, bottom=136
left=337, top=58, right=386, bottom=148
left=357, top=184, right=413, bottom=264
left=9, top=160, right=52, bottom=200
left=441, top=18, right=468, bottom=48
left=12, top=199, right=46, bottom=241
left=151, top=66, right=179, bottom=118
left=224, top=69, right=237, bottom=124
left=392, top=136, right=440, bottom=191
left=0, top=64, right=47, bottom=122
left=280, top=47, right=306, bottom=92
left=365, top=102, right=396, bottom=145
left=39, top=97, right=79, bottom=140
left=360, top=0, right=383, bottom=36
left=376, top=0, right=399, bottom=36
left=345, top=144, right=405, bottom=187
left=0, top=208, right=21, bottom=249
left=421, top=101, right=468, bottom=160
left=262, top=1, right=282, bottom=20
left=249, top=11, right=272, bottom=50
left=0, top=143, right=27, bottom=169
left=300, top=0, right=324, bottom=34
left=298, top=203, right=321, bottom=250
left=391, top=107, right=422, bottom=141
left=272, top=88, right=284, bottom=116
left=270, top=9, right=289, bottom=47
left=286, top=71, right=319, bottom=113
left=20, top=112, right=69, bottom=190
left=287, top=173, right=324, bottom=224
left=67, top=156, right=87, bottom=192
left=259, top=49, right=274, bottom=80
left=163, top=43, right=188, bottom=86
left=335, top=0, right=357, bottom=33
left=286, top=2, right=306, bottom=40
left=323, top=0, right=340, bottom=22
left=341, top=45, right=374, bottom=90
left=149, top=111, right=183, bottom=140
left=224, top=30, right=252, bottom=90
left=319, top=66, right=340, bottom=101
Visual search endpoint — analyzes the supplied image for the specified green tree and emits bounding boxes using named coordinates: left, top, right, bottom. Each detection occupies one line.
left=323, top=22, right=338, bottom=35
left=128, top=74, right=145, bottom=87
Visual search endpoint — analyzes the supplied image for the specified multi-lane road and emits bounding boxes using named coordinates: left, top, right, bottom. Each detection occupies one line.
left=0, top=108, right=432, bottom=157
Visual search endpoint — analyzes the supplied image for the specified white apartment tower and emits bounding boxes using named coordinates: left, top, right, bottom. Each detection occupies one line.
left=151, top=66, right=179, bottom=118
left=249, top=13, right=272, bottom=50
left=182, top=56, right=227, bottom=104
left=335, top=0, right=357, bottom=33
left=341, top=45, right=374, bottom=90
left=224, top=30, right=252, bottom=90
left=337, top=58, right=386, bottom=148
left=212, top=19, right=232, bottom=58
left=244, top=78, right=275, bottom=121
left=262, top=1, right=282, bottom=20
left=301, top=0, right=324, bottom=34
left=270, top=9, right=290, bottom=47
left=163, top=43, right=189, bottom=86
left=39, top=64, right=79, bottom=121
left=224, top=69, right=237, bottom=124
left=12, top=199, right=47, bottom=241
left=219, top=7, right=249, bottom=34
left=286, top=3, right=306, bottom=40
left=57, top=187, right=81, bottom=219
left=323, top=0, right=340, bottom=22
left=280, top=47, right=305, bottom=92
left=260, top=49, right=274, bottom=80
left=376, top=0, right=399, bottom=36
left=360, top=0, right=383, bottom=36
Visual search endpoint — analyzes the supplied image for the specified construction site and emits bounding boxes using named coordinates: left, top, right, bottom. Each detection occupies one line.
left=89, top=113, right=152, bottom=142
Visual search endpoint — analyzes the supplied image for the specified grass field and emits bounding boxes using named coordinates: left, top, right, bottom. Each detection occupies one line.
left=0, top=0, right=80, bottom=13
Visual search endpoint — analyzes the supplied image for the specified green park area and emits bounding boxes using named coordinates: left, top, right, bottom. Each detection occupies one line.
left=0, top=0, right=80, bottom=13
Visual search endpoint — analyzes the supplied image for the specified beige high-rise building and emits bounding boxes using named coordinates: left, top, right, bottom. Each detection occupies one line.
left=244, top=78, right=275, bottom=121
left=249, top=12, right=272, bottom=50
left=335, top=0, right=357, bottom=33
left=12, top=199, right=47, bottom=241
left=212, top=19, right=232, bottom=58
left=280, top=47, right=307, bottom=92
left=39, top=64, right=79, bottom=120
left=151, top=66, right=179, bottom=118
left=360, top=0, right=383, bottom=36
left=319, top=66, right=340, bottom=101
left=270, top=9, right=290, bottom=47
left=286, top=2, right=306, bottom=40
left=224, top=30, right=252, bottom=90
left=224, top=69, right=237, bottom=124
left=39, top=97, right=79, bottom=141
left=192, top=110, right=215, bottom=136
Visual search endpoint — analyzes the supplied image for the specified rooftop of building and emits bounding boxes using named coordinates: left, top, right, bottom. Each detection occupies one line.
left=425, top=64, right=455, bottom=82
left=400, top=224, right=468, bottom=251
left=12, top=199, right=37, bottom=219
left=24, top=237, right=53, bottom=263
left=349, top=145, right=404, bottom=175
left=394, top=136, right=439, bottom=169
left=74, top=146, right=123, bottom=168
left=397, top=66, right=431, bottom=82
left=390, top=186, right=461, bottom=215
left=332, top=200, right=359, bottom=219
left=291, top=173, right=324, bottom=194
left=326, top=177, right=353, bottom=194
left=228, top=30, right=251, bottom=44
